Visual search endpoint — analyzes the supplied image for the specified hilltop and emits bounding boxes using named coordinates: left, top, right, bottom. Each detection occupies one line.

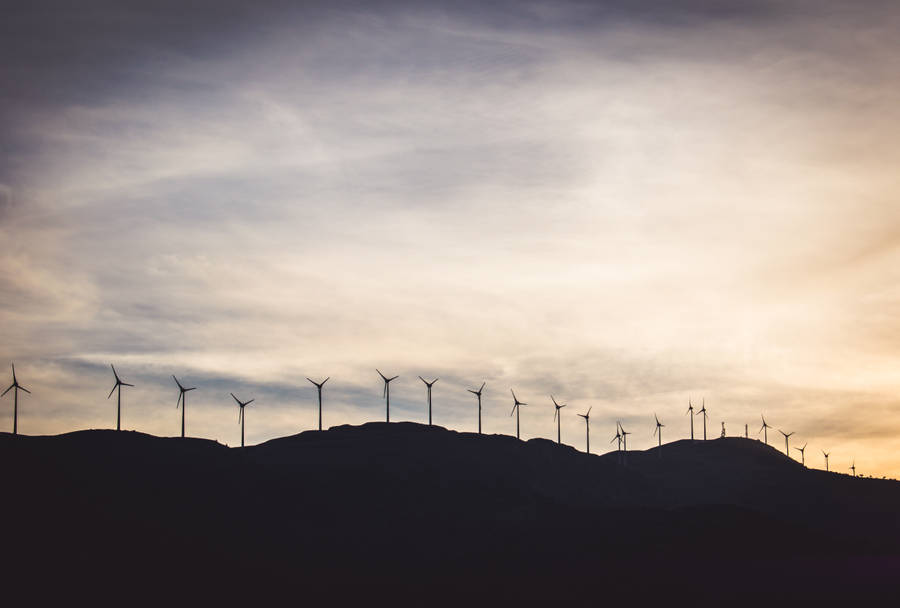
left=2, top=423, right=898, bottom=603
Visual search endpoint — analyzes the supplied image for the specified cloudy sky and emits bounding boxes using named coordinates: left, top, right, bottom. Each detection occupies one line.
left=2, top=0, right=899, bottom=475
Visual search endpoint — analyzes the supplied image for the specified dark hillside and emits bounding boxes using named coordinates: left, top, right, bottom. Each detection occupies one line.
left=2, top=423, right=898, bottom=604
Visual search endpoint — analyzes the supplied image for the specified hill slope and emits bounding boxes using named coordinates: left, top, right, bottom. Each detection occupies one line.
left=2, top=423, right=898, bottom=603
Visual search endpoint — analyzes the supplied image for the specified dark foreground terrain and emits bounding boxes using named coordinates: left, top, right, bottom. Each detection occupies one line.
left=2, top=423, right=899, bottom=604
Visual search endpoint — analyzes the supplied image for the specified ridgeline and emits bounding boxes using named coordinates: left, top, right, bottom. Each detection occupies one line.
left=2, top=423, right=898, bottom=603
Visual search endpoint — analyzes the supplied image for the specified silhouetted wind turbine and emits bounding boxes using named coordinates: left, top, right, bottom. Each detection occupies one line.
left=230, top=393, right=254, bottom=447
left=794, top=442, right=807, bottom=466
left=307, top=377, right=329, bottom=431
left=2, top=363, right=30, bottom=435
left=653, top=414, right=664, bottom=450
left=686, top=399, right=695, bottom=440
left=551, top=395, right=566, bottom=445
left=578, top=406, right=591, bottom=454
left=779, top=429, right=794, bottom=457
left=510, top=389, right=526, bottom=440
left=698, top=400, right=708, bottom=440
left=611, top=425, right=622, bottom=451
left=849, top=460, right=856, bottom=477
left=172, top=375, right=196, bottom=438
left=108, top=365, right=134, bottom=431
left=468, top=382, right=485, bottom=434
left=376, top=369, right=398, bottom=422
left=822, top=450, right=830, bottom=472
left=618, top=421, right=631, bottom=452
left=759, top=415, right=772, bottom=445
left=419, top=376, right=438, bottom=426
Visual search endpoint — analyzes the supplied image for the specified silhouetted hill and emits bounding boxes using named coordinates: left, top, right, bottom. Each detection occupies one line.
left=2, top=423, right=898, bottom=604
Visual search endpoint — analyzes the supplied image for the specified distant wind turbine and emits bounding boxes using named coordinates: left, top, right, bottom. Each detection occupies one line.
left=759, top=415, right=772, bottom=445
left=779, top=429, right=794, bottom=457
left=306, top=377, right=329, bottom=431
left=794, top=442, right=807, bottom=466
left=618, top=421, right=631, bottom=452
left=686, top=399, right=695, bottom=440
left=850, top=460, right=856, bottom=477
left=653, top=414, right=664, bottom=451
left=578, top=407, right=592, bottom=454
left=172, top=375, right=196, bottom=438
left=376, top=369, right=398, bottom=423
left=551, top=395, right=566, bottom=445
left=418, top=376, right=438, bottom=426
left=611, top=425, right=622, bottom=451
left=697, top=399, right=708, bottom=440
left=467, top=382, right=485, bottom=434
left=822, top=450, right=830, bottom=472
left=230, top=393, right=254, bottom=448
left=2, top=363, right=30, bottom=435
left=510, top=389, right=527, bottom=440
left=108, top=365, right=134, bottom=431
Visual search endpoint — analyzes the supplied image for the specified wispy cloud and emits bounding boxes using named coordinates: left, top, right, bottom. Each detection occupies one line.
left=2, top=1, right=900, bottom=476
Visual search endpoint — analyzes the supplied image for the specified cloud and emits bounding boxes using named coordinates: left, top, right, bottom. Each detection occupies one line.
left=2, top=1, right=900, bottom=475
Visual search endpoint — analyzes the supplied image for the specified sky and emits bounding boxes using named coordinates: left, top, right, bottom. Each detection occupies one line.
left=1, top=0, right=899, bottom=476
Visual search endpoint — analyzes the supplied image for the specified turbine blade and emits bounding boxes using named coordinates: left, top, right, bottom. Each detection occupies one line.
left=322, top=377, right=330, bottom=385
left=11, top=363, right=16, bottom=383
left=1, top=384, right=13, bottom=397
left=111, top=364, right=120, bottom=382
left=246, top=399, right=254, bottom=406
left=389, top=376, right=398, bottom=382
left=177, top=392, right=182, bottom=408
left=479, top=382, right=485, bottom=392
left=376, top=369, right=387, bottom=381
left=122, top=382, right=134, bottom=387
left=186, top=387, right=196, bottom=392
left=587, top=406, right=592, bottom=416
left=107, top=384, right=117, bottom=399
left=231, top=393, right=241, bottom=405
left=18, top=385, right=31, bottom=394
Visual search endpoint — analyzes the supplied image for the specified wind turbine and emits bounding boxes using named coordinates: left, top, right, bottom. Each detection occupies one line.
left=467, top=382, right=485, bottom=434
left=779, top=429, right=794, bottom=457
left=850, top=460, right=856, bottom=477
left=230, top=393, right=254, bottom=447
left=2, top=363, right=30, bottom=435
left=578, top=406, right=592, bottom=454
left=759, top=415, right=772, bottom=445
left=551, top=395, right=566, bottom=445
left=653, top=414, right=664, bottom=450
left=376, top=369, right=398, bottom=423
left=307, top=377, right=329, bottom=431
left=822, top=450, right=830, bottom=472
left=108, top=364, right=134, bottom=431
left=686, top=399, right=695, bottom=440
left=794, top=442, right=807, bottom=466
left=697, top=399, right=708, bottom=440
left=618, top=421, right=631, bottom=452
left=418, top=376, right=438, bottom=426
left=510, top=389, right=527, bottom=440
left=172, top=375, right=196, bottom=438
left=611, top=425, right=622, bottom=451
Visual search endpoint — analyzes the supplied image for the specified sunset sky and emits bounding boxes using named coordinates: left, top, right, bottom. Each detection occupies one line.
left=2, top=1, right=899, bottom=476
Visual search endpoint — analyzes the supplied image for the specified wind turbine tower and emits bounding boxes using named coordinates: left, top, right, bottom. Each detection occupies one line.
left=822, top=450, right=830, bottom=472
left=653, top=414, right=664, bottom=448
left=230, top=393, right=254, bottom=447
left=306, top=377, right=330, bottom=431
left=759, top=415, right=772, bottom=445
left=467, top=382, right=485, bottom=434
left=578, top=407, right=592, bottom=454
left=698, top=399, right=708, bottom=440
left=794, top=442, right=807, bottom=466
left=779, top=429, right=794, bottom=458
left=418, top=376, right=438, bottom=426
left=172, top=375, right=196, bottom=438
left=686, top=399, right=695, bottom=440
left=551, top=395, right=566, bottom=445
left=510, top=389, right=527, bottom=440
left=376, top=369, right=399, bottom=422
left=108, top=364, right=134, bottom=431
left=2, top=363, right=31, bottom=435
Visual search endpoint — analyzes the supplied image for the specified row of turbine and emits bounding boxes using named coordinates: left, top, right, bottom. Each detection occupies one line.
left=0, top=363, right=857, bottom=472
